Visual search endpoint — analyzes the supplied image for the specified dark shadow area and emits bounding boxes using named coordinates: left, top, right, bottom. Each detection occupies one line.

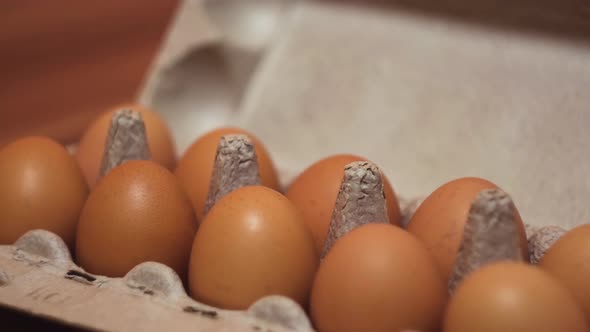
left=322, top=0, right=590, bottom=44
left=0, top=305, right=92, bottom=331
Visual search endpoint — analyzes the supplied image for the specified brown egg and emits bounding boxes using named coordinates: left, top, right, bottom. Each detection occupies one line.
left=286, top=154, right=402, bottom=253
left=540, top=224, right=590, bottom=324
left=310, top=223, right=447, bottom=332
left=0, top=137, right=88, bottom=248
left=444, top=262, right=589, bottom=332
left=75, top=103, right=177, bottom=188
left=189, top=186, right=317, bottom=310
left=76, top=160, right=196, bottom=278
left=407, top=177, right=528, bottom=280
left=175, top=127, right=280, bottom=222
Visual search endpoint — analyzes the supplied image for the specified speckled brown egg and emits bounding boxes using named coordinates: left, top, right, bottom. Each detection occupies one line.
left=75, top=103, right=177, bottom=188
left=286, top=154, right=402, bottom=253
left=175, top=127, right=280, bottom=222
left=444, top=262, right=588, bottom=332
left=76, top=160, right=196, bottom=278
left=0, top=136, right=88, bottom=248
left=188, top=186, right=317, bottom=310
left=310, top=223, right=447, bottom=332
left=407, top=177, right=528, bottom=280
left=540, top=224, right=590, bottom=325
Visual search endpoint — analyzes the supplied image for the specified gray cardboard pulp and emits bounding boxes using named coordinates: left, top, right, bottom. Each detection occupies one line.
left=2, top=1, right=590, bottom=331
left=142, top=0, right=590, bottom=230
left=0, top=230, right=310, bottom=332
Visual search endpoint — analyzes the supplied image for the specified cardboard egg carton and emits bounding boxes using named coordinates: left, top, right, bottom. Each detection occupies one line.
left=0, top=230, right=313, bottom=332
left=2, top=0, right=590, bottom=330
left=141, top=0, right=590, bottom=230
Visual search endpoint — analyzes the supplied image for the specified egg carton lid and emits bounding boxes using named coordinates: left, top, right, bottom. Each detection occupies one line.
left=0, top=230, right=313, bottom=332
left=141, top=0, right=590, bottom=230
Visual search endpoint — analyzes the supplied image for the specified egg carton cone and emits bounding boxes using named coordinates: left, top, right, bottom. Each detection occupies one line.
left=0, top=230, right=314, bottom=332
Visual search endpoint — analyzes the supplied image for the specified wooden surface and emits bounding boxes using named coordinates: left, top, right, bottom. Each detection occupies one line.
left=0, top=1, right=178, bottom=147
left=331, top=0, right=590, bottom=42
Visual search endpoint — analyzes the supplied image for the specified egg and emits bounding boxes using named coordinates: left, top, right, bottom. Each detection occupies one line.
left=443, top=262, right=588, bottom=332
left=407, top=177, right=528, bottom=280
left=540, top=224, right=590, bottom=324
left=75, top=103, right=177, bottom=188
left=188, top=186, right=317, bottom=310
left=286, top=154, right=401, bottom=253
left=0, top=136, right=88, bottom=248
left=76, top=160, right=196, bottom=278
left=310, top=223, right=447, bottom=332
left=175, top=127, right=280, bottom=222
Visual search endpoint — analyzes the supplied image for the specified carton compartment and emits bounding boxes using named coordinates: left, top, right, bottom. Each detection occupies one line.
left=0, top=230, right=312, bottom=332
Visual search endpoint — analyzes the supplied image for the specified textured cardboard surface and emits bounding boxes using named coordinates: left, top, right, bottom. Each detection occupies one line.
left=3, top=0, right=590, bottom=330
left=141, top=0, right=590, bottom=231
left=237, top=1, right=590, bottom=229
left=140, top=0, right=293, bottom=152
left=0, top=231, right=310, bottom=332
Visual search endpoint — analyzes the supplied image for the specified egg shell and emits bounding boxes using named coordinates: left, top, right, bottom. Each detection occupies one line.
left=175, top=127, right=280, bottom=222
left=75, top=103, right=177, bottom=188
left=286, top=154, right=402, bottom=253
left=76, top=160, right=197, bottom=278
left=188, top=185, right=317, bottom=310
left=0, top=136, right=89, bottom=248
left=443, top=262, right=589, bottom=332
left=310, top=223, right=447, bottom=332
left=407, top=177, right=529, bottom=280
left=540, top=224, right=590, bottom=325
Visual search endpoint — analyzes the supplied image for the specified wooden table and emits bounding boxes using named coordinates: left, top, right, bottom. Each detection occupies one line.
left=0, top=1, right=178, bottom=146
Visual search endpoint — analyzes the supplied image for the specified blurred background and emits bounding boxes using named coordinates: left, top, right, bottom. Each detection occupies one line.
left=2, top=0, right=589, bottom=148
left=0, top=1, right=179, bottom=146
